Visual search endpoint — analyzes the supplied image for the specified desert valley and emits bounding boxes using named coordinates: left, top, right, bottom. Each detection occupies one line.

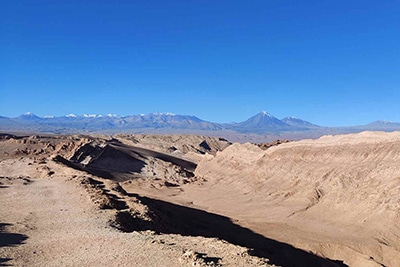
left=3, top=1, right=400, bottom=266
left=1, top=131, right=400, bottom=266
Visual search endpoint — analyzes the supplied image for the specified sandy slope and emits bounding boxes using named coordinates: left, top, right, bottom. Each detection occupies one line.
left=119, top=131, right=400, bottom=266
left=189, top=131, right=400, bottom=266
left=0, top=135, right=270, bottom=267
left=3, top=131, right=400, bottom=266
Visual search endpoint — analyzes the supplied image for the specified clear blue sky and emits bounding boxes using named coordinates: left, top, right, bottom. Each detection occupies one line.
left=1, top=0, right=399, bottom=126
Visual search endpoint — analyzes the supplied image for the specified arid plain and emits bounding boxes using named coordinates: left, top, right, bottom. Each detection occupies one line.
left=1, top=132, right=400, bottom=266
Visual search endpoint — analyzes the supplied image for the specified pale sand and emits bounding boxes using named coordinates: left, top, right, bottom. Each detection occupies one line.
left=3, top=132, right=400, bottom=266
left=124, top=131, right=400, bottom=266
left=0, top=135, right=271, bottom=267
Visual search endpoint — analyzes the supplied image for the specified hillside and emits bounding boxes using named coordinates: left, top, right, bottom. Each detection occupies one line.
left=189, top=131, right=400, bottom=266
left=2, top=132, right=400, bottom=266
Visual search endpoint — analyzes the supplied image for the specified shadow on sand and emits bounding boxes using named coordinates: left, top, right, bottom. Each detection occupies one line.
left=53, top=140, right=197, bottom=182
left=0, top=223, right=28, bottom=266
left=114, top=194, right=348, bottom=267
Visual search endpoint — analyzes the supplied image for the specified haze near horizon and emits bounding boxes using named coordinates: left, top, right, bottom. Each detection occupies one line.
left=1, top=1, right=399, bottom=127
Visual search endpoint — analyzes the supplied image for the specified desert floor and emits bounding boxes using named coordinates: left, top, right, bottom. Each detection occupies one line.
left=2, top=132, right=400, bottom=266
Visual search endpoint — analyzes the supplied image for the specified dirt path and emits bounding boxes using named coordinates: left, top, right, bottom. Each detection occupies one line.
left=0, top=172, right=273, bottom=266
left=0, top=175, right=187, bottom=267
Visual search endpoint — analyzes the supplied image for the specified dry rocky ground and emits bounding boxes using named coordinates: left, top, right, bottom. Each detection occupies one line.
left=0, top=134, right=271, bottom=267
left=1, top=132, right=400, bottom=266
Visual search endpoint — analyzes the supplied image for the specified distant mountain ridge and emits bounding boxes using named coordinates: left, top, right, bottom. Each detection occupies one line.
left=0, top=112, right=223, bottom=133
left=1, top=111, right=400, bottom=139
left=282, top=116, right=319, bottom=128
left=1, top=111, right=314, bottom=133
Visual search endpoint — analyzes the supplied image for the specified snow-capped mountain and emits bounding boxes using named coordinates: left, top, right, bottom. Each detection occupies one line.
left=17, top=112, right=42, bottom=121
left=66, top=114, right=78, bottom=118
left=228, top=111, right=290, bottom=133
left=121, top=113, right=222, bottom=130
left=1, top=111, right=399, bottom=137
left=1, top=112, right=222, bottom=132
left=242, top=111, right=289, bottom=127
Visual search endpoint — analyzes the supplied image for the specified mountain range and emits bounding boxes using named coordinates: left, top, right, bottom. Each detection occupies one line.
left=1, top=111, right=400, bottom=140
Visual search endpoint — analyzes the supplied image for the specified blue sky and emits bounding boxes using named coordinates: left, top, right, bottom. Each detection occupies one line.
left=1, top=0, right=399, bottom=126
